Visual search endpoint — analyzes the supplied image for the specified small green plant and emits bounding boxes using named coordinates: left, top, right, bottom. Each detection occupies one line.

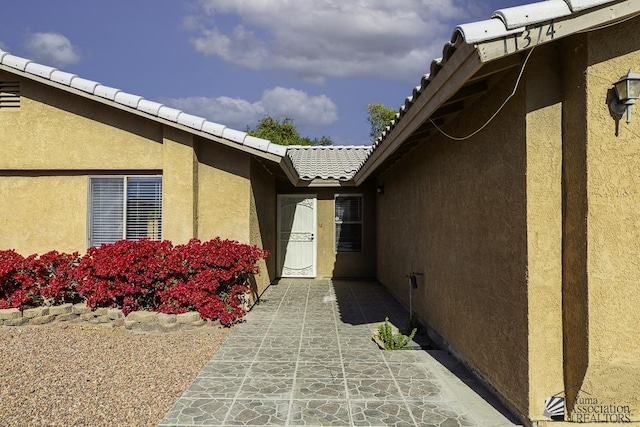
left=375, top=317, right=417, bottom=350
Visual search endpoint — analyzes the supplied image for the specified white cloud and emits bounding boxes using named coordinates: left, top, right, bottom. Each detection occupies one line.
left=160, top=95, right=264, bottom=129
left=187, top=0, right=472, bottom=83
left=159, top=87, right=338, bottom=130
left=261, top=88, right=337, bottom=127
left=24, top=33, right=81, bottom=68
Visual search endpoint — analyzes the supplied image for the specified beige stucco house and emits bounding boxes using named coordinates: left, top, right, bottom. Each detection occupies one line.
left=2, top=0, right=640, bottom=425
left=355, top=1, right=640, bottom=425
left=0, top=54, right=376, bottom=294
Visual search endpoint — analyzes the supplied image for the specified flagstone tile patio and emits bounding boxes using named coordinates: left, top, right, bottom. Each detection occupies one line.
left=159, top=279, right=521, bottom=426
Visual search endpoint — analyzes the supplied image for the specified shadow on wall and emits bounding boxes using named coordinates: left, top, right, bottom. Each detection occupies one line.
left=250, top=158, right=278, bottom=295
left=331, top=182, right=377, bottom=279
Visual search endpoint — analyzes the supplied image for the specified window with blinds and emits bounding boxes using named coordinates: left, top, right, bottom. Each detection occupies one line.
left=89, top=176, right=162, bottom=247
left=0, top=82, right=20, bottom=109
left=335, top=194, right=363, bottom=252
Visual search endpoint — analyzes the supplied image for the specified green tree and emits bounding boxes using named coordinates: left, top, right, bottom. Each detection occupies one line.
left=299, top=135, right=332, bottom=146
left=366, top=103, right=397, bottom=142
left=247, top=116, right=332, bottom=146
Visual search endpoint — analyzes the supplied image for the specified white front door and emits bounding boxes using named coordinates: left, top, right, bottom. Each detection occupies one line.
left=277, top=195, right=317, bottom=278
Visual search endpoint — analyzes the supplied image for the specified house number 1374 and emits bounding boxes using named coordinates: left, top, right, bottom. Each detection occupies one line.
left=503, top=21, right=556, bottom=54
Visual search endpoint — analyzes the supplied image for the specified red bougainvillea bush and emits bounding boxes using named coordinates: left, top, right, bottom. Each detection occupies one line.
left=0, top=249, right=81, bottom=309
left=0, top=238, right=268, bottom=326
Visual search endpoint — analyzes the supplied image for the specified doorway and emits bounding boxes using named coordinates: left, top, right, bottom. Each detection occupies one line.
left=277, top=194, right=317, bottom=278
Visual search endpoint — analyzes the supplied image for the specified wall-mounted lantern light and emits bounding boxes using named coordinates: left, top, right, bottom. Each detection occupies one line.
left=376, top=185, right=384, bottom=195
left=609, top=70, right=640, bottom=124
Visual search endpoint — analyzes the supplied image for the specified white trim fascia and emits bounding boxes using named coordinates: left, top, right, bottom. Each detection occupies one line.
left=189, top=128, right=282, bottom=162
left=353, top=43, right=483, bottom=185
left=353, top=1, right=640, bottom=185
left=291, top=179, right=356, bottom=188
left=477, top=1, right=640, bottom=62
left=0, top=64, right=283, bottom=163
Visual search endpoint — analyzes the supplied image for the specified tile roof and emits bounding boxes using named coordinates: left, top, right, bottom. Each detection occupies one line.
left=2, top=0, right=637, bottom=186
left=359, top=0, right=637, bottom=181
left=287, top=146, right=372, bottom=181
left=376, top=0, right=620, bottom=147
left=0, top=49, right=286, bottom=158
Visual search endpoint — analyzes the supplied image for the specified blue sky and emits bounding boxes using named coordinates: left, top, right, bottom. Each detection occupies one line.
left=1, top=0, right=524, bottom=145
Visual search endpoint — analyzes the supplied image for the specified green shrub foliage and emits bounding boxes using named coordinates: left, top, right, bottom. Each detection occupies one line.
left=376, top=317, right=417, bottom=350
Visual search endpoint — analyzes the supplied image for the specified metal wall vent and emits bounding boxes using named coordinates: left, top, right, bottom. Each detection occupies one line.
left=0, top=81, right=20, bottom=108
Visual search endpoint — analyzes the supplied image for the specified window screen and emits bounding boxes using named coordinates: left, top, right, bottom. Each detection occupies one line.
left=125, top=177, right=163, bottom=241
left=335, top=195, right=362, bottom=252
left=89, top=176, right=162, bottom=247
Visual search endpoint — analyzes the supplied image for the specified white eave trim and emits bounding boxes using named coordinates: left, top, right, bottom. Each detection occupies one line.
left=354, top=1, right=640, bottom=185
left=353, top=43, right=483, bottom=185
left=304, top=179, right=357, bottom=188
left=0, top=63, right=283, bottom=164
left=477, top=0, right=640, bottom=62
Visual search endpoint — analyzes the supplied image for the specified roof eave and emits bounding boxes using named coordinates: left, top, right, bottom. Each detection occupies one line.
left=281, top=154, right=303, bottom=186
left=354, top=1, right=640, bottom=185
left=300, top=178, right=357, bottom=187
left=0, top=64, right=284, bottom=163
left=280, top=153, right=358, bottom=187
left=476, top=0, right=640, bottom=63
left=353, top=42, right=482, bottom=185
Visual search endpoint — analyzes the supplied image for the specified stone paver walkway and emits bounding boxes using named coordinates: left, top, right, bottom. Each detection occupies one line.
left=159, top=279, right=521, bottom=426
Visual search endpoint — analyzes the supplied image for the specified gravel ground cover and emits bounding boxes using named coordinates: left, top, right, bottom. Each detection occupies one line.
left=0, top=322, right=231, bottom=426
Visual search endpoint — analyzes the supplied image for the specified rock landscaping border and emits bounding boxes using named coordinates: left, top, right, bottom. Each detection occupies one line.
left=0, top=304, right=216, bottom=332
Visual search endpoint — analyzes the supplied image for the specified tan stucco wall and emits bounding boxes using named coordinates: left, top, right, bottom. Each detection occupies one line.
left=377, top=65, right=531, bottom=415
left=375, top=47, right=571, bottom=421
left=561, top=34, right=591, bottom=418
left=250, top=158, right=277, bottom=294
left=0, top=175, right=87, bottom=254
left=523, top=46, right=565, bottom=422
left=0, top=72, right=163, bottom=170
left=0, top=75, right=276, bottom=297
left=163, top=127, right=197, bottom=244
left=537, top=21, right=640, bottom=424
left=378, top=22, right=640, bottom=424
left=195, top=138, right=251, bottom=244
left=275, top=183, right=377, bottom=279
left=0, top=74, right=163, bottom=255
left=572, top=16, right=640, bottom=421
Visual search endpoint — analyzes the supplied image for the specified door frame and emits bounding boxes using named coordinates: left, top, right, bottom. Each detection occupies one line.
left=277, top=194, right=317, bottom=278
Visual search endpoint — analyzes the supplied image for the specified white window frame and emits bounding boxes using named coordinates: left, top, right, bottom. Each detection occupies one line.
left=334, top=193, right=363, bottom=253
left=87, top=175, right=163, bottom=247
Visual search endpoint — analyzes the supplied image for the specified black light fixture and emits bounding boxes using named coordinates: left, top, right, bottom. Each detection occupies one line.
left=610, top=70, right=640, bottom=124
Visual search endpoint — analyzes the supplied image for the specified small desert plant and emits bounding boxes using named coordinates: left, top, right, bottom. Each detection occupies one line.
left=375, top=317, right=417, bottom=350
